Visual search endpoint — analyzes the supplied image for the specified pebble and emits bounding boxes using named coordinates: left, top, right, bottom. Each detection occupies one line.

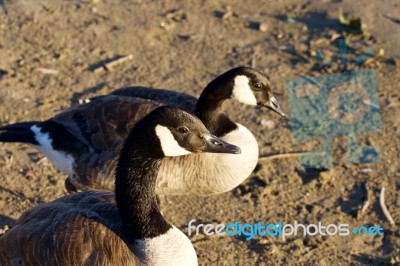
left=258, top=22, right=269, bottom=32
left=360, top=168, right=373, bottom=173
left=260, top=119, right=275, bottom=129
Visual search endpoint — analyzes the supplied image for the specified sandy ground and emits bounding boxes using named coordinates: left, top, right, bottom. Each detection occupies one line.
left=0, top=0, right=399, bottom=265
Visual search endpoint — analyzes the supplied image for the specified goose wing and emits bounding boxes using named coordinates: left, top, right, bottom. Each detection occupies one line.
left=51, top=96, right=164, bottom=191
left=53, top=95, right=164, bottom=151
left=65, top=149, right=120, bottom=192
left=101, top=86, right=198, bottom=112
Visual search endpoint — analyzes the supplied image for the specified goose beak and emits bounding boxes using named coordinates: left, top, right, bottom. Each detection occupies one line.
left=262, top=95, right=286, bottom=117
left=201, top=133, right=241, bottom=154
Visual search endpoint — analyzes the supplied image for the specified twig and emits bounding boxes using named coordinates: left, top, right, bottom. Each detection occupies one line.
left=36, top=157, right=49, bottom=165
left=104, top=54, right=133, bottom=70
left=384, top=13, right=400, bottom=24
left=357, top=182, right=370, bottom=219
left=258, top=152, right=303, bottom=161
left=93, top=54, right=133, bottom=73
left=379, top=187, right=395, bottom=226
left=259, top=151, right=327, bottom=161
left=35, top=67, right=59, bottom=75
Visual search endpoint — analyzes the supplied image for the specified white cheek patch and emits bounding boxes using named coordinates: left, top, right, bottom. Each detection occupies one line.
left=155, top=125, right=192, bottom=157
left=232, top=75, right=258, bottom=106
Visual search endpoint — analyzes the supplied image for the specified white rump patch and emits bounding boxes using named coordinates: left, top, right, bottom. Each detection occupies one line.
left=232, top=75, right=257, bottom=105
left=155, top=125, right=192, bottom=157
left=31, top=125, right=74, bottom=175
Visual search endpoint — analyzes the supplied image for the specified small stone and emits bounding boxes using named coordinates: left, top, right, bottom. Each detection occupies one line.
left=258, top=22, right=269, bottom=32
left=259, top=238, right=269, bottom=244
left=377, top=48, right=385, bottom=58
left=361, top=168, right=373, bottom=173
left=287, top=16, right=296, bottom=23
left=161, top=21, right=175, bottom=30
left=260, top=119, right=275, bottom=129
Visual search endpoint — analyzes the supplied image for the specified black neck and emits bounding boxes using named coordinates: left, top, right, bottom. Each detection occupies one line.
left=115, top=135, right=171, bottom=240
left=195, top=77, right=238, bottom=136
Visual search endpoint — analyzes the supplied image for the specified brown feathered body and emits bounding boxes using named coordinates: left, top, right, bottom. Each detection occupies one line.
left=0, top=191, right=140, bottom=266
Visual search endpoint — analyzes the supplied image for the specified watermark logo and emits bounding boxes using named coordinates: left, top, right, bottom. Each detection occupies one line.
left=188, top=219, right=384, bottom=241
left=286, top=39, right=381, bottom=168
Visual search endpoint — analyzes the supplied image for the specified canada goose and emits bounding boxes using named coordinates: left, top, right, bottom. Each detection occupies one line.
left=0, top=106, right=240, bottom=266
left=0, top=66, right=285, bottom=195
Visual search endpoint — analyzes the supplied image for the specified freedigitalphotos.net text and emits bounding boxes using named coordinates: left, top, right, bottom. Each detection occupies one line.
left=187, top=219, right=383, bottom=241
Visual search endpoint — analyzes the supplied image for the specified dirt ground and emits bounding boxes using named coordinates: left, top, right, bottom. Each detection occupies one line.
left=0, top=0, right=399, bottom=265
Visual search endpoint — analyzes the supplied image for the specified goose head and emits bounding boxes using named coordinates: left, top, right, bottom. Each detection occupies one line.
left=229, top=67, right=286, bottom=116
left=126, top=106, right=241, bottom=158
left=152, top=107, right=241, bottom=156
left=198, top=67, right=286, bottom=117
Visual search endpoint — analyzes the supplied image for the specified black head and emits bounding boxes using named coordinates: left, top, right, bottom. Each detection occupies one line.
left=229, top=67, right=286, bottom=116
left=200, top=67, right=286, bottom=117
left=132, top=106, right=241, bottom=157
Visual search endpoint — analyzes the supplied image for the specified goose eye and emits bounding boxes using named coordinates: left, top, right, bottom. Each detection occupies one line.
left=178, top=127, right=189, bottom=134
left=254, top=83, right=262, bottom=89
